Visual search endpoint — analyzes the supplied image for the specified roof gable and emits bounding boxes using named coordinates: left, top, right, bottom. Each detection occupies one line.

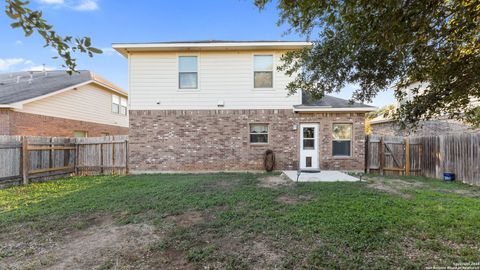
left=294, top=92, right=376, bottom=112
left=0, top=70, right=126, bottom=105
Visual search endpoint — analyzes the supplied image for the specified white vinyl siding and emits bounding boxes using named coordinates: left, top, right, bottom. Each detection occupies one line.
left=128, top=50, right=301, bottom=110
left=19, top=84, right=128, bottom=127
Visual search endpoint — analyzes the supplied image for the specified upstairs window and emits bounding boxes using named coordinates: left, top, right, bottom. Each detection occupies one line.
left=254, top=55, right=273, bottom=88
left=179, top=56, right=198, bottom=89
left=250, top=124, right=269, bottom=144
left=120, top=97, right=127, bottom=115
left=112, top=95, right=127, bottom=115
left=112, top=95, right=120, bottom=114
left=332, top=123, right=352, bottom=156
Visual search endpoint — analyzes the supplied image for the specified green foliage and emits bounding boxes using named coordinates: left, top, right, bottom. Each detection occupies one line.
left=255, top=0, right=480, bottom=127
left=1, top=173, right=480, bottom=268
left=367, top=104, right=397, bottom=120
left=5, top=0, right=102, bottom=73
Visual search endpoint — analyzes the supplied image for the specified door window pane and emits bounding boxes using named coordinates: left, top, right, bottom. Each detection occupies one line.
left=303, top=139, right=315, bottom=149
left=303, top=127, right=315, bottom=138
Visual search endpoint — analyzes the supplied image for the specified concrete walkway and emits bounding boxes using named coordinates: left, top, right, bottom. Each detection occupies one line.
left=282, top=170, right=360, bottom=182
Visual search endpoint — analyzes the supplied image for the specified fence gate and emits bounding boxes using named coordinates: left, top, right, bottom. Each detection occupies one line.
left=366, top=134, right=422, bottom=176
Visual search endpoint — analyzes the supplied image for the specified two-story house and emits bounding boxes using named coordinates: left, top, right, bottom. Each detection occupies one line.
left=0, top=70, right=129, bottom=137
left=113, top=41, right=375, bottom=172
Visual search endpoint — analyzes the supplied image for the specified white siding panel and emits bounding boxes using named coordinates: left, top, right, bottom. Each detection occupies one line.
left=129, top=51, right=301, bottom=110
left=19, top=84, right=128, bottom=127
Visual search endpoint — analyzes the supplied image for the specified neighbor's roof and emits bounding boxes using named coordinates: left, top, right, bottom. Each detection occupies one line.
left=0, top=70, right=127, bottom=106
left=112, top=40, right=312, bottom=57
left=293, top=92, right=376, bottom=112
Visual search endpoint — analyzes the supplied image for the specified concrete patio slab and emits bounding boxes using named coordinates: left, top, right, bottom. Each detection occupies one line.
left=282, top=170, right=359, bottom=182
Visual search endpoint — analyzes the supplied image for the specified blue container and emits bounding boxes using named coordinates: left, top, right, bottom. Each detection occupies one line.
left=443, top=172, right=455, bottom=181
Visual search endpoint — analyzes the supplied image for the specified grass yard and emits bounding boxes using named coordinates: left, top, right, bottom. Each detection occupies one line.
left=1, top=173, right=480, bottom=269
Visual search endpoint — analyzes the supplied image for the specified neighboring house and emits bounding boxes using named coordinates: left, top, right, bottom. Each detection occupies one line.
left=0, top=70, right=129, bottom=137
left=113, top=40, right=375, bottom=172
left=370, top=82, right=480, bottom=136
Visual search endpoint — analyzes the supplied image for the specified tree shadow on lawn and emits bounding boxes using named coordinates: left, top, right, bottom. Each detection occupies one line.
left=0, top=173, right=479, bottom=269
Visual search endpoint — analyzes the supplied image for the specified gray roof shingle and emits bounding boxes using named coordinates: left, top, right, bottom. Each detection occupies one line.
left=295, top=92, right=375, bottom=109
left=0, top=70, right=93, bottom=104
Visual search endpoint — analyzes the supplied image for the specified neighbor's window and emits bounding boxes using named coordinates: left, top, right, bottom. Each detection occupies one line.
left=254, top=55, right=273, bottom=88
left=179, top=56, right=198, bottom=89
left=250, top=124, right=269, bottom=144
left=332, top=123, right=352, bottom=156
left=112, top=94, right=120, bottom=114
left=112, top=95, right=127, bottom=115
left=120, top=97, right=127, bottom=115
left=74, top=131, right=88, bottom=138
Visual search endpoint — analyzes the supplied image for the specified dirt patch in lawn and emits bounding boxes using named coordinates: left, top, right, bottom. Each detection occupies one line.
left=212, top=234, right=285, bottom=269
left=258, top=175, right=292, bottom=188
left=161, top=248, right=196, bottom=270
left=365, top=177, right=428, bottom=198
left=0, top=215, right=163, bottom=270
left=276, top=195, right=313, bottom=205
left=164, top=211, right=205, bottom=228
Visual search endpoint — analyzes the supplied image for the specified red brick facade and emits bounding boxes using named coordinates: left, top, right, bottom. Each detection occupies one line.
left=0, top=109, right=128, bottom=137
left=129, top=109, right=367, bottom=172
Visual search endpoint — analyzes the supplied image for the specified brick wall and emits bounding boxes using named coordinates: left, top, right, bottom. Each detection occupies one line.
left=0, top=110, right=128, bottom=137
left=129, top=109, right=366, bottom=172
left=0, top=109, right=10, bottom=135
left=371, top=119, right=480, bottom=137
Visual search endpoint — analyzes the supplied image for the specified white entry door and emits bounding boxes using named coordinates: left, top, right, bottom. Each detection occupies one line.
left=300, top=124, right=319, bottom=169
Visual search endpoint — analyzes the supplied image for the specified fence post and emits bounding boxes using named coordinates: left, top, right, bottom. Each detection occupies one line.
left=379, top=137, right=384, bottom=175
left=21, top=136, right=29, bottom=185
left=49, top=137, right=53, bottom=171
left=112, top=142, right=116, bottom=175
left=125, top=139, right=129, bottom=175
left=365, top=135, right=369, bottom=173
left=74, top=141, right=79, bottom=175
left=100, top=143, right=104, bottom=174
left=405, top=138, right=410, bottom=176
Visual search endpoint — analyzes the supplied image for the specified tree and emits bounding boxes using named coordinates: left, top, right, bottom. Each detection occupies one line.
left=5, top=0, right=102, bottom=73
left=255, top=0, right=480, bottom=128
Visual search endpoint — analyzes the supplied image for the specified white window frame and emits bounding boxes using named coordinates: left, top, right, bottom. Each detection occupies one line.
left=252, top=54, right=275, bottom=90
left=249, top=123, right=269, bottom=144
left=177, top=54, right=200, bottom=91
left=112, top=94, right=120, bottom=114
left=120, top=97, right=127, bottom=115
left=332, top=123, right=353, bottom=157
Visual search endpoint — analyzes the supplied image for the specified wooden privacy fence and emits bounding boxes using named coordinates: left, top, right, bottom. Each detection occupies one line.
left=366, top=133, right=480, bottom=186
left=0, top=135, right=128, bottom=188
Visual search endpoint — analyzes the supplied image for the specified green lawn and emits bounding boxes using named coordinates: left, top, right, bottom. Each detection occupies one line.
left=1, top=173, right=479, bottom=269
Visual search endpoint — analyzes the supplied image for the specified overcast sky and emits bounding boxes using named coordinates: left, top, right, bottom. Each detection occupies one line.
left=1, top=0, right=395, bottom=107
